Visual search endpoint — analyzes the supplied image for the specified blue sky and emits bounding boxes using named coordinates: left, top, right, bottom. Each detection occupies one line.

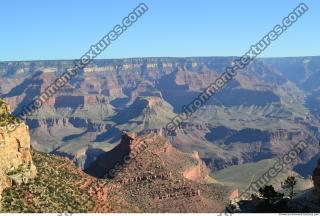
left=0, top=0, right=319, bottom=61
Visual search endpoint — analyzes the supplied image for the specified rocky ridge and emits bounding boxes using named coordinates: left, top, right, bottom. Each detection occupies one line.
left=1, top=129, right=238, bottom=212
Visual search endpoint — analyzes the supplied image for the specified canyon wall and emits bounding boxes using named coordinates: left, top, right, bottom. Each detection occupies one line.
left=0, top=57, right=320, bottom=176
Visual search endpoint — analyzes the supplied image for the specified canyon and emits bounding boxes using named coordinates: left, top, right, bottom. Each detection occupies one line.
left=0, top=56, right=320, bottom=183
left=1, top=56, right=320, bottom=212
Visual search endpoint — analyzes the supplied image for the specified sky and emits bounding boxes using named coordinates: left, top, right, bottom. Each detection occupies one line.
left=0, top=0, right=319, bottom=61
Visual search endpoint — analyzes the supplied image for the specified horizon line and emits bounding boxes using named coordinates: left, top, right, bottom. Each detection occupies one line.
left=1, top=55, right=320, bottom=63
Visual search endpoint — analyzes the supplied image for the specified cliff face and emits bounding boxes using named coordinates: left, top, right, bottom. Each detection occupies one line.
left=0, top=99, right=37, bottom=200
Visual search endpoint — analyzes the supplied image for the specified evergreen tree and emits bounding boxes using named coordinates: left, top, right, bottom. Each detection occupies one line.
left=282, top=176, right=297, bottom=199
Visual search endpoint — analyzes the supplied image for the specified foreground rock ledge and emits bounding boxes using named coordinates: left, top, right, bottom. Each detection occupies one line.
left=0, top=100, right=37, bottom=202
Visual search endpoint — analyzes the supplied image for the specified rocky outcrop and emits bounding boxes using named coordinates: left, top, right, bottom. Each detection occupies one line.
left=183, top=151, right=210, bottom=183
left=84, top=132, right=142, bottom=178
left=84, top=131, right=233, bottom=212
left=0, top=100, right=37, bottom=201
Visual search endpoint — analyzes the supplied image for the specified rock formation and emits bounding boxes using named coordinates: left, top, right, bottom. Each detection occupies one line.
left=85, top=131, right=235, bottom=212
left=183, top=151, right=210, bottom=183
left=0, top=99, right=37, bottom=201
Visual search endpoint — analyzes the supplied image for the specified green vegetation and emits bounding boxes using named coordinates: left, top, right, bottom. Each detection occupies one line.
left=6, top=165, right=25, bottom=176
left=0, top=151, right=96, bottom=213
left=258, top=185, right=284, bottom=203
left=281, top=176, right=297, bottom=199
left=0, top=99, right=5, bottom=107
left=253, top=185, right=288, bottom=213
left=0, top=99, right=20, bottom=127
left=235, top=175, right=300, bottom=213
left=0, top=112, right=20, bottom=127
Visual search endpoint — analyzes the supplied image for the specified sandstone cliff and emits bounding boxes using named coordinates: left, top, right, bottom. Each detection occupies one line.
left=0, top=99, right=37, bottom=201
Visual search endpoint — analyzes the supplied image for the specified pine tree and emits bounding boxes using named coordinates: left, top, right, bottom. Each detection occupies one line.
left=281, top=176, right=297, bottom=199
